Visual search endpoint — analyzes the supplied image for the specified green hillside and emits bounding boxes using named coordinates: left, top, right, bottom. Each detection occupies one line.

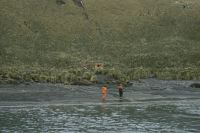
left=0, top=0, right=200, bottom=84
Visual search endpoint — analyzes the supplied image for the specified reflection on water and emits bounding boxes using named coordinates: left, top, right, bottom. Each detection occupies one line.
left=0, top=101, right=200, bottom=133
left=101, top=96, right=107, bottom=103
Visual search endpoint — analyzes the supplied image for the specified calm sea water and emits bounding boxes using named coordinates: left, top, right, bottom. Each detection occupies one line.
left=0, top=100, right=200, bottom=133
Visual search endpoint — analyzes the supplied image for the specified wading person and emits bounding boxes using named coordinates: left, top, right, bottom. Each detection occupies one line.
left=117, top=84, right=124, bottom=97
left=101, top=84, right=108, bottom=100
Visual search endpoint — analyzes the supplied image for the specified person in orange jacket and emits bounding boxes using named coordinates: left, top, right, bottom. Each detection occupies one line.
left=101, top=84, right=108, bottom=99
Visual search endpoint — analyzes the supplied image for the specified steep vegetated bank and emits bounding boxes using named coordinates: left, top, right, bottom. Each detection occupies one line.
left=0, top=0, right=200, bottom=84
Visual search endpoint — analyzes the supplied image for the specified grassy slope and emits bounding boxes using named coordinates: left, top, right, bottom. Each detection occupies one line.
left=0, top=0, right=200, bottom=83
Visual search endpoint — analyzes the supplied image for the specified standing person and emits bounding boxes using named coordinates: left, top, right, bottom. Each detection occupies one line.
left=101, top=84, right=108, bottom=100
left=117, top=84, right=124, bottom=97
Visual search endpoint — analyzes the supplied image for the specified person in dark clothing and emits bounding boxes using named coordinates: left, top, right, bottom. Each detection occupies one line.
left=117, top=84, right=124, bottom=97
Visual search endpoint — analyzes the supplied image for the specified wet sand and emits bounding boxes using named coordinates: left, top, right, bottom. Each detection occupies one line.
left=0, top=78, right=200, bottom=105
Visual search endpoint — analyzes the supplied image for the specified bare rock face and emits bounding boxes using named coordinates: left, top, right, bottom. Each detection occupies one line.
left=190, top=83, right=200, bottom=88
left=72, top=0, right=84, bottom=8
left=55, top=0, right=89, bottom=19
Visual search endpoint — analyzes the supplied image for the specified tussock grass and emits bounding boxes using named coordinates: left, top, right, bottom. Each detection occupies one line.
left=0, top=0, right=200, bottom=84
